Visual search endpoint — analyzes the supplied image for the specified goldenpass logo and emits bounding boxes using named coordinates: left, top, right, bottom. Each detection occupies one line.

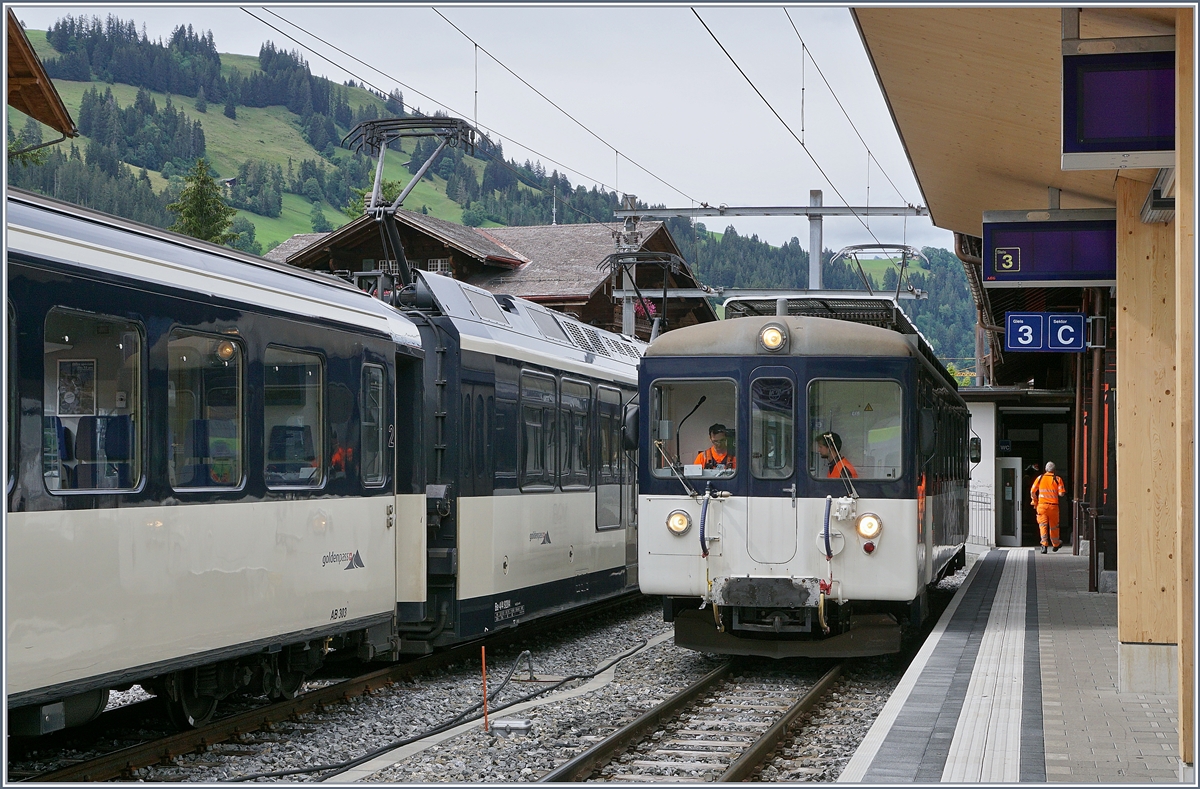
left=322, top=550, right=365, bottom=569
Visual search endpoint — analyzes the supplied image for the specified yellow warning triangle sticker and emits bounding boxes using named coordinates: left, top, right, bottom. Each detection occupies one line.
left=864, top=403, right=873, bottom=411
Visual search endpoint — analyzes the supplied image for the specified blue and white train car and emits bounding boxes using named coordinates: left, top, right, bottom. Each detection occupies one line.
left=398, top=272, right=641, bottom=649
left=5, top=189, right=426, bottom=731
left=636, top=313, right=968, bottom=658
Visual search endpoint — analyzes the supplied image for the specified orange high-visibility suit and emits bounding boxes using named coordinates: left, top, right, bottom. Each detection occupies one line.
left=695, top=446, right=735, bottom=469
left=827, top=458, right=858, bottom=479
left=1031, top=471, right=1066, bottom=548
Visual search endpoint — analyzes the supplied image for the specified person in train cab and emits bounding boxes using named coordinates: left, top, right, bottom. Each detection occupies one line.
left=1031, top=460, right=1067, bottom=553
left=694, top=423, right=736, bottom=470
left=816, top=431, right=858, bottom=479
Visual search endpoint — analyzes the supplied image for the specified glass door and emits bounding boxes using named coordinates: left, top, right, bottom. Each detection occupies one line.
left=746, top=368, right=798, bottom=564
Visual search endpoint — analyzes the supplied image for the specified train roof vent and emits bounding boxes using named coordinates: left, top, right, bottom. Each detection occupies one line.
left=609, top=337, right=635, bottom=358
left=582, top=326, right=612, bottom=357
left=561, top=320, right=596, bottom=353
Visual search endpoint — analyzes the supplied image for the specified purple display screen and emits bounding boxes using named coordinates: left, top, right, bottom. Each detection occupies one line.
left=983, top=220, right=1116, bottom=284
left=1063, top=51, right=1174, bottom=153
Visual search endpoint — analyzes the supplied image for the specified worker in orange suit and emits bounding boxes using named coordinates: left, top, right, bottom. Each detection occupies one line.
left=1030, top=460, right=1067, bottom=553
left=816, top=432, right=858, bottom=480
left=694, top=423, right=735, bottom=470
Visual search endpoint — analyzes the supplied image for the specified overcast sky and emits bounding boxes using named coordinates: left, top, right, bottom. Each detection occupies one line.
left=12, top=4, right=955, bottom=252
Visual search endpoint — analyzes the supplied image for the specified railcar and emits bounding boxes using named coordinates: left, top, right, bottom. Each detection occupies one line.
left=5, top=189, right=641, bottom=734
left=636, top=309, right=969, bottom=658
left=393, top=273, right=640, bottom=651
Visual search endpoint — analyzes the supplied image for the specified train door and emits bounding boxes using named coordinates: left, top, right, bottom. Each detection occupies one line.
left=996, top=456, right=1023, bottom=547
left=746, top=368, right=799, bottom=564
left=621, top=391, right=638, bottom=588
left=393, top=352, right=428, bottom=624
left=596, top=386, right=635, bottom=584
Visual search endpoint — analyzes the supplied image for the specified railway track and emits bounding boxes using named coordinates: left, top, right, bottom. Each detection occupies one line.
left=11, top=593, right=641, bottom=783
left=540, top=660, right=843, bottom=783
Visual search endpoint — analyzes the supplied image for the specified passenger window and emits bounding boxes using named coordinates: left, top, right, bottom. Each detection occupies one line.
left=650, top=379, right=737, bottom=479
left=520, top=371, right=556, bottom=489
left=264, top=347, right=323, bottom=488
left=168, top=331, right=244, bottom=488
left=42, top=308, right=142, bottom=492
left=360, top=364, right=385, bottom=486
left=560, top=380, right=591, bottom=489
left=8, top=303, right=18, bottom=492
left=808, top=379, right=903, bottom=481
left=751, top=378, right=794, bottom=479
left=475, top=395, right=486, bottom=478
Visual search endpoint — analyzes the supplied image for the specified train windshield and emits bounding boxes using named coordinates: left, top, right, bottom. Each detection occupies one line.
left=650, top=379, right=737, bottom=479
left=808, top=379, right=903, bottom=481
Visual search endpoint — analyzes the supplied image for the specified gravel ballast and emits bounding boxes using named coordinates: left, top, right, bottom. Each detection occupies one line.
left=101, top=560, right=975, bottom=782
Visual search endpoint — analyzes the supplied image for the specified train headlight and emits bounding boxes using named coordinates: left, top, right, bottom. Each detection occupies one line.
left=855, top=512, right=883, bottom=540
left=216, top=340, right=237, bottom=361
left=666, top=510, right=692, bottom=536
left=759, top=323, right=787, bottom=352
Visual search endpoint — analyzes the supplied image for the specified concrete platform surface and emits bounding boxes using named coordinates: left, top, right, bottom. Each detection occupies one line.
left=840, top=548, right=1183, bottom=783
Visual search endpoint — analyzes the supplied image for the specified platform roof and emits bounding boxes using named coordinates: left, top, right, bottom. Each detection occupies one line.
left=6, top=9, right=76, bottom=138
left=852, top=7, right=1173, bottom=236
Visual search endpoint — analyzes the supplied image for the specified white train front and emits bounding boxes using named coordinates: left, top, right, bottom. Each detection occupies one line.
left=635, top=314, right=969, bottom=658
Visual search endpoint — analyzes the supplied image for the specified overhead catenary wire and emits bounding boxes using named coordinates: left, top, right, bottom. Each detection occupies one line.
left=690, top=7, right=887, bottom=250
left=432, top=7, right=701, bottom=206
left=783, top=7, right=910, bottom=206
left=242, top=8, right=617, bottom=228
left=244, top=7, right=622, bottom=203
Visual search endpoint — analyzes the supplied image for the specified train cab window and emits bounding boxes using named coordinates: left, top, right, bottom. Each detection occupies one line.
left=42, top=308, right=142, bottom=492
left=168, top=332, right=244, bottom=489
left=560, top=380, right=591, bottom=489
left=519, top=371, right=556, bottom=490
left=264, top=347, right=324, bottom=488
left=650, top=379, right=737, bottom=479
left=750, top=378, right=794, bottom=479
left=808, top=379, right=903, bottom=481
left=360, top=364, right=385, bottom=486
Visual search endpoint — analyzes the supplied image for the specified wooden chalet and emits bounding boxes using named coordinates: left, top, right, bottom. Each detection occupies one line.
left=266, top=209, right=718, bottom=339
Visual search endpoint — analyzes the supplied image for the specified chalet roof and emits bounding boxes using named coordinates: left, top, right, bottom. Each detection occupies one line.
left=394, top=210, right=529, bottom=267
left=464, top=221, right=667, bottom=299
left=266, top=232, right=329, bottom=262
left=7, top=9, right=77, bottom=137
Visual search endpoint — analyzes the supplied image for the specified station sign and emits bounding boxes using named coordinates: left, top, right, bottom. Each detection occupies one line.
left=983, top=209, right=1116, bottom=288
left=1062, top=49, right=1175, bottom=171
left=1005, top=312, right=1087, bottom=353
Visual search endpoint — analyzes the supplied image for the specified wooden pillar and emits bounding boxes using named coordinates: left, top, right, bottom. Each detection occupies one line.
left=1114, top=175, right=1177, bottom=692
left=1175, top=6, right=1195, bottom=771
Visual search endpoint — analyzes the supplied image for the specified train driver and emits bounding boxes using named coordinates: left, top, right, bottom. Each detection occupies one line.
left=695, top=423, right=736, bottom=471
left=815, top=431, right=858, bottom=479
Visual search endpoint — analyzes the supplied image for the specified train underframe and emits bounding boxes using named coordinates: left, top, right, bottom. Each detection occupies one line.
left=663, top=545, right=966, bottom=659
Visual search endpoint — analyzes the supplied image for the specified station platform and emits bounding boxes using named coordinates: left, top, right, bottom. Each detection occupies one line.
left=840, top=547, right=1184, bottom=783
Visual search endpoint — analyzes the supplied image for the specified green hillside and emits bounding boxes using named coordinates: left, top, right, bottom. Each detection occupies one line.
left=17, top=28, right=494, bottom=248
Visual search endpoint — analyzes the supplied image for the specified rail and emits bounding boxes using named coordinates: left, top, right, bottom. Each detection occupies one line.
left=539, top=661, right=843, bottom=782
left=22, top=593, right=641, bottom=782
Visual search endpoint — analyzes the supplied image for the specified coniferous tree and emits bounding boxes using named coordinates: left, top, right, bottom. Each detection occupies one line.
left=195, top=85, right=207, bottom=113
left=167, top=158, right=237, bottom=243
